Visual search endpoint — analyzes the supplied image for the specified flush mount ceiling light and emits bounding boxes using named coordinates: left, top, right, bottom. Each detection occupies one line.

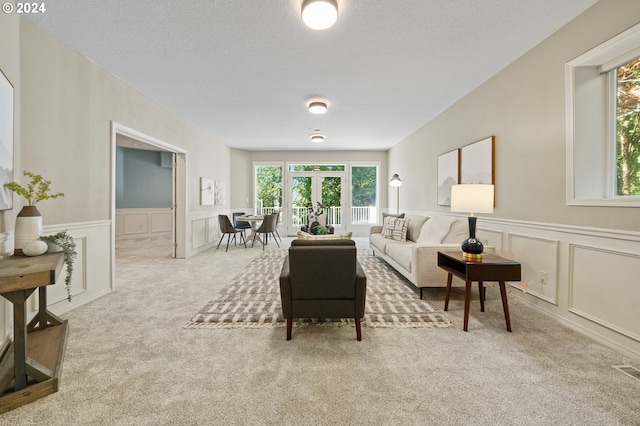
left=308, top=100, right=328, bottom=114
left=301, top=0, right=338, bottom=30
left=310, top=134, right=325, bottom=143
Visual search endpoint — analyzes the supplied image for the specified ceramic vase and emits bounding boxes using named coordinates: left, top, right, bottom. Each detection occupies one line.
left=14, top=205, right=43, bottom=255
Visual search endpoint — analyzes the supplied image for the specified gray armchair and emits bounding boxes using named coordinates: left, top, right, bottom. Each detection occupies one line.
left=279, top=239, right=367, bottom=340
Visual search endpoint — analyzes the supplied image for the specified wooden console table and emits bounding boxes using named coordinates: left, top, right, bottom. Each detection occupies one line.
left=437, top=251, right=521, bottom=332
left=0, top=252, right=68, bottom=413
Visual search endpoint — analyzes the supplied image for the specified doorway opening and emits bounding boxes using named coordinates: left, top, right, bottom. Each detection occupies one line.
left=110, top=122, right=187, bottom=287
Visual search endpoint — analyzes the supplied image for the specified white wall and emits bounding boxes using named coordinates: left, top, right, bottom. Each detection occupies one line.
left=389, top=0, right=640, bottom=357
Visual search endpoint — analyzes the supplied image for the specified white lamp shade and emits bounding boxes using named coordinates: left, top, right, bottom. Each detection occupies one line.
left=389, top=174, right=402, bottom=187
left=302, top=0, right=338, bottom=30
left=450, top=184, right=494, bottom=214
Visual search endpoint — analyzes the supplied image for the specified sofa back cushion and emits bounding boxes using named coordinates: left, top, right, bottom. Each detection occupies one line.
left=442, top=219, right=469, bottom=244
left=416, top=216, right=455, bottom=244
left=404, top=215, right=429, bottom=242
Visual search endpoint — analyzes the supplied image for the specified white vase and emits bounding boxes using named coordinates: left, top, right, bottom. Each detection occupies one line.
left=22, top=240, right=48, bottom=256
left=14, top=205, right=43, bottom=256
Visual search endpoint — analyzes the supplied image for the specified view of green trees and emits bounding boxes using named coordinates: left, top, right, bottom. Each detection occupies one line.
left=255, top=166, right=282, bottom=210
left=617, top=58, right=640, bottom=195
left=351, top=166, right=377, bottom=207
left=256, top=164, right=378, bottom=225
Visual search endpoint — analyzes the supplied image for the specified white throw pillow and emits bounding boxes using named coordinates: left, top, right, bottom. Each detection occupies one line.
left=382, top=216, right=407, bottom=242
left=416, top=216, right=455, bottom=244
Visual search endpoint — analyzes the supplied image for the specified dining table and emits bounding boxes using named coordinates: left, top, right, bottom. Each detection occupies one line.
left=236, top=215, right=264, bottom=246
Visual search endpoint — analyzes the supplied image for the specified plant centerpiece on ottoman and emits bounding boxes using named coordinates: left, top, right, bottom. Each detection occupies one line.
left=301, top=201, right=335, bottom=235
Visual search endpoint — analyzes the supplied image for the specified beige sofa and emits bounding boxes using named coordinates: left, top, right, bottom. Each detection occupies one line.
left=370, top=214, right=492, bottom=298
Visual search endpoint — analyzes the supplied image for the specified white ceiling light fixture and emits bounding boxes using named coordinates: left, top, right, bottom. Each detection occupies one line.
left=308, top=100, right=328, bottom=114
left=310, top=134, right=325, bottom=143
left=301, top=0, right=338, bottom=30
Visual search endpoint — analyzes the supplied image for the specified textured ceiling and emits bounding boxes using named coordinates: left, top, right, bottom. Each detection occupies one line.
left=24, top=0, right=598, bottom=151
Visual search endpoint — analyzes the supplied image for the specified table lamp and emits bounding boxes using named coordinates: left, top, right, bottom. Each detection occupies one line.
left=450, top=184, right=494, bottom=260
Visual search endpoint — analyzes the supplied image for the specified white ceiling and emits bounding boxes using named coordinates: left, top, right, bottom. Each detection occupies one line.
left=24, top=0, right=598, bottom=151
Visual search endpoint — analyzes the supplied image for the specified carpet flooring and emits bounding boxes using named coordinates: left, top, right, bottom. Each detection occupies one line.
left=186, top=249, right=452, bottom=329
left=0, top=235, right=638, bottom=425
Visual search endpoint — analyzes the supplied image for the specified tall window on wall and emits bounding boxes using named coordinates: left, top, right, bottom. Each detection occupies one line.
left=567, top=22, right=640, bottom=206
left=615, top=58, right=640, bottom=196
left=351, top=164, right=378, bottom=224
left=255, top=164, right=283, bottom=218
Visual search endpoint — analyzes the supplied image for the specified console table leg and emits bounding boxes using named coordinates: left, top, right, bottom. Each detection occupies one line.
left=444, top=273, right=453, bottom=311
left=13, top=291, right=27, bottom=390
left=499, top=281, right=512, bottom=332
left=478, top=281, right=485, bottom=312
left=463, top=281, right=472, bottom=331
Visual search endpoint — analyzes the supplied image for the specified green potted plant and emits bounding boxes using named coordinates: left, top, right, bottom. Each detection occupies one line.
left=3, top=171, right=64, bottom=255
left=39, top=231, right=77, bottom=302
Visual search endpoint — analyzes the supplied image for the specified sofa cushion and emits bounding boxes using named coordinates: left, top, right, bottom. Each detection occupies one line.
left=381, top=216, right=407, bottom=242
left=404, top=215, right=429, bottom=242
left=416, top=216, right=455, bottom=244
left=385, top=243, right=413, bottom=272
left=370, top=233, right=405, bottom=254
left=442, top=219, right=468, bottom=244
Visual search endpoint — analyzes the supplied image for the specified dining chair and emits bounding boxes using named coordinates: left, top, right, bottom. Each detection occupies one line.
left=232, top=212, right=251, bottom=241
left=217, top=214, right=246, bottom=252
left=252, top=214, right=280, bottom=250
left=272, top=211, right=283, bottom=242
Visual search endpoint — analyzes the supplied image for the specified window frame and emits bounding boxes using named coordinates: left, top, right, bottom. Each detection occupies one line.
left=566, top=22, right=640, bottom=207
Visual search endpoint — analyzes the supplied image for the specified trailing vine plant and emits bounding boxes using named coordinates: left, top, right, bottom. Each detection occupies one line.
left=39, top=231, right=77, bottom=302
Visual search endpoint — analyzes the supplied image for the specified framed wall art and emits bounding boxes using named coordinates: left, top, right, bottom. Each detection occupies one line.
left=460, top=136, right=494, bottom=185
left=0, top=69, right=14, bottom=211
left=437, top=149, right=459, bottom=206
left=214, top=180, right=225, bottom=206
left=200, top=177, right=215, bottom=206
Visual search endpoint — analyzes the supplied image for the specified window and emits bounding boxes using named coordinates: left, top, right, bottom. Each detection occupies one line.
left=566, top=22, right=640, bottom=206
left=254, top=164, right=282, bottom=218
left=615, top=58, right=640, bottom=196
left=351, top=164, right=378, bottom=224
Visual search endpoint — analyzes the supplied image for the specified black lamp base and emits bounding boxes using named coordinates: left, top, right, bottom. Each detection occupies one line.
left=462, top=216, right=484, bottom=261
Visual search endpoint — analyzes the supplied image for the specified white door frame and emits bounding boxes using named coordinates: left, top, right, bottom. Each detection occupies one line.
left=286, top=171, right=346, bottom=235
left=110, top=122, right=188, bottom=286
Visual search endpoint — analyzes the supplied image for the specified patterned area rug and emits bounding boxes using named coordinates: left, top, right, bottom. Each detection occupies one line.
left=185, top=249, right=452, bottom=329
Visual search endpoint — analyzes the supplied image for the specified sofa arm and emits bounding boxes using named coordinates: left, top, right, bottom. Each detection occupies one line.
left=354, top=260, right=367, bottom=318
left=279, top=255, right=292, bottom=318
left=370, top=225, right=383, bottom=235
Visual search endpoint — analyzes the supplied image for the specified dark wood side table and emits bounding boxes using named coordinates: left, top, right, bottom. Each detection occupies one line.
left=0, top=252, right=68, bottom=413
left=437, top=251, right=521, bottom=332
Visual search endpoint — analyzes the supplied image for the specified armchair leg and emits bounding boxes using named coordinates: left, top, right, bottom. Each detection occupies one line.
left=286, top=318, right=292, bottom=340
left=355, top=318, right=362, bottom=341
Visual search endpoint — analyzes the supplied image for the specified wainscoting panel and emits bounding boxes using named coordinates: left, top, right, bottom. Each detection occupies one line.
left=123, top=213, right=148, bottom=235
left=31, top=236, right=88, bottom=308
left=569, top=244, right=640, bottom=343
left=207, top=217, right=219, bottom=244
left=508, top=233, right=560, bottom=305
left=116, top=208, right=173, bottom=239
left=477, top=227, right=504, bottom=256
left=151, top=212, right=172, bottom=233
left=187, top=211, right=224, bottom=257
left=192, top=218, right=207, bottom=250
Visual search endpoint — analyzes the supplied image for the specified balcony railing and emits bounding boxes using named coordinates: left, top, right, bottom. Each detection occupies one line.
left=260, top=206, right=377, bottom=227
